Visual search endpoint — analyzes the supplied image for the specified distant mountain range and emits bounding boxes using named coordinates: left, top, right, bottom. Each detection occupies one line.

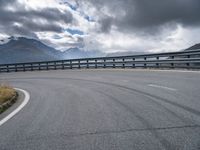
left=0, top=36, right=199, bottom=64
left=185, top=43, right=200, bottom=51
left=107, top=43, right=200, bottom=57
left=60, top=48, right=104, bottom=60
left=106, top=51, right=147, bottom=57
left=0, top=37, right=104, bottom=64
left=0, top=37, right=60, bottom=64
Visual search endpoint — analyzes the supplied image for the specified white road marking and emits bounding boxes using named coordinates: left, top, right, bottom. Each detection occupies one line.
left=0, top=88, right=30, bottom=126
left=148, top=84, right=177, bottom=91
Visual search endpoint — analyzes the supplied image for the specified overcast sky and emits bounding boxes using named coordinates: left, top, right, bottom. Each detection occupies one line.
left=0, top=0, right=200, bottom=53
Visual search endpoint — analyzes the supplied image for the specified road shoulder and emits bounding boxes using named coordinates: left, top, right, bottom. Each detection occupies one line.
left=0, top=88, right=30, bottom=126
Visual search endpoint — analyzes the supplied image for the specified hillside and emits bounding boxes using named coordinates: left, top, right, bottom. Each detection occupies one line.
left=185, top=43, right=200, bottom=51
left=0, top=37, right=61, bottom=64
left=0, top=37, right=104, bottom=64
left=1, top=37, right=199, bottom=64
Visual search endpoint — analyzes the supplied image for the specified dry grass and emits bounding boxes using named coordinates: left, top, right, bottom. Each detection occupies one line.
left=0, top=85, right=16, bottom=105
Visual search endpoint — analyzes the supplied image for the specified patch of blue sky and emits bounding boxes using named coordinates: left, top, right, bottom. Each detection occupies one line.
left=84, top=15, right=95, bottom=22
left=66, top=28, right=84, bottom=35
left=61, top=1, right=95, bottom=23
left=62, top=1, right=78, bottom=11
left=67, top=3, right=77, bottom=11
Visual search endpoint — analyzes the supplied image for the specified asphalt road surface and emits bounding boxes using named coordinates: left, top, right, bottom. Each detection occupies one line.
left=0, top=69, right=200, bottom=150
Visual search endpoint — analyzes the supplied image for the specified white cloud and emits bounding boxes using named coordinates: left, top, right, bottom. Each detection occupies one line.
left=18, top=0, right=60, bottom=10
left=83, top=24, right=200, bottom=53
left=0, top=0, right=200, bottom=53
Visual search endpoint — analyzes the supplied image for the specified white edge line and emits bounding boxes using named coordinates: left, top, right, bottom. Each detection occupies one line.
left=148, top=84, right=177, bottom=91
left=0, top=88, right=30, bottom=126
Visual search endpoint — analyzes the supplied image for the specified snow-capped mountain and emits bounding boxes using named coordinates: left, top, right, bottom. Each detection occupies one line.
left=0, top=37, right=61, bottom=64
left=0, top=36, right=199, bottom=64
left=0, top=37, right=104, bottom=64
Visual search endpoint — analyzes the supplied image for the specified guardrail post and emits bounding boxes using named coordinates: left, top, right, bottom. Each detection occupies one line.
left=95, top=60, right=97, bottom=68
left=171, top=56, right=174, bottom=68
left=87, top=60, right=89, bottom=68
left=104, top=59, right=106, bottom=68
left=6, top=65, right=9, bottom=72
left=46, top=62, right=49, bottom=70
left=144, top=57, right=147, bottom=68
left=78, top=60, right=80, bottom=69
left=187, top=55, right=190, bottom=67
left=38, top=63, right=41, bottom=70
left=54, top=62, right=56, bottom=70
left=122, top=58, right=125, bottom=68
left=156, top=57, right=159, bottom=68
left=62, top=61, right=64, bottom=70
left=132, top=58, right=135, bottom=68
left=31, top=64, right=33, bottom=71
left=23, top=64, right=25, bottom=72
left=15, top=65, right=17, bottom=72
left=70, top=60, right=72, bottom=69
left=113, top=59, right=115, bottom=68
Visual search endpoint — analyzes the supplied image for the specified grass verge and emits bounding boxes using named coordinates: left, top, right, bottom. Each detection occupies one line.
left=0, top=85, right=18, bottom=114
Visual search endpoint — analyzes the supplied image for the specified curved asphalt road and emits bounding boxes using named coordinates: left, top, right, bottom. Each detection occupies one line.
left=0, top=69, right=200, bottom=150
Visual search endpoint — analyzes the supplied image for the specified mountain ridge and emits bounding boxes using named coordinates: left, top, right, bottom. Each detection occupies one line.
left=185, top=43, right=200, bottom=51
left=0, top=37, right=61, bottom=64
left=0, top=37, right=104, bottom=64
left=0, top=36, right=199, bottom=64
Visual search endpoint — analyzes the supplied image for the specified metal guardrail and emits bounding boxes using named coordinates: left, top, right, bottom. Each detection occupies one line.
left=0, top=49, right=200, bottom=73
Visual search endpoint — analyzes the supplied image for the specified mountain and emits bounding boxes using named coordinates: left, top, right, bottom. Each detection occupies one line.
left=0, top=37, right=61, bottom=64
left=0, top=37, right=105, bottom=64
left=106, top=51, right=147, bottom=57
left=107, top=43, right=200, bottom=57
left=2, top=36, right=198, bottom=65
left=61, top=48, right=105, bottom=59
left=185, top=43, right=200, bottom=51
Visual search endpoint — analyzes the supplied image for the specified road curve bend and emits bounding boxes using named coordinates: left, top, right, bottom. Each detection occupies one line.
left=0, top=69, right=200, bottom=150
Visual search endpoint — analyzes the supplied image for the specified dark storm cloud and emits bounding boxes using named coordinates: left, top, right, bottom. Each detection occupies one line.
left=0, top=0, right=16, bottom=6
left=80, top=0, right=200, bottom=34
left=0, top=0, right=73, bottom=37
left=99, top=16, right=113, bottom=33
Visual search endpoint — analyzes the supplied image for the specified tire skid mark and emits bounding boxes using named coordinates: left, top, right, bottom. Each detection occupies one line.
left=97, top=90, right=176, bottom=150
left=4, top=76, right=200, bottom=117
left=5, top=123, right=200, bottom=146
left=27, top=76, right=197, bottom=125
left=2, top=76, right=200, bottom=149
left=60, top=81, right=195, bottom=125
left=142, top=97, right=197, bottom=125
